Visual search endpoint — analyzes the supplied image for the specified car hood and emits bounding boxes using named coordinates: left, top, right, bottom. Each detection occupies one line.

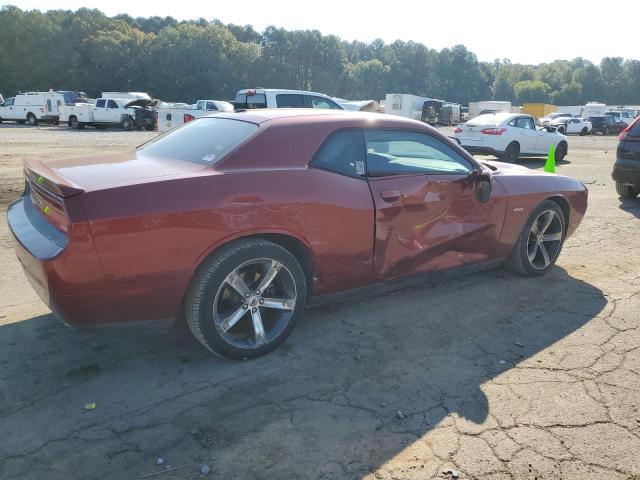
left=24, top=151, right=207, bottom=195
left=125, top=98, right=160, bottom=108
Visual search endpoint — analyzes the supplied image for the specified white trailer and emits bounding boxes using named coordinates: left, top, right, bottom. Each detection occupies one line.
left=581, top=102, right=607, bottom=118
left=157, top=100, right=234, bottom=133
left=555, top=105, right=584, bottom=117
left=384, top=94, right=431, bottom=121
left=468, top=101, right=511, bottom=119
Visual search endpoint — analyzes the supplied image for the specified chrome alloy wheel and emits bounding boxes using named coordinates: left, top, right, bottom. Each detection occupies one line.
left=527, top=210, right=563, bottom=270
left=213, top=258, right=297, bottom=349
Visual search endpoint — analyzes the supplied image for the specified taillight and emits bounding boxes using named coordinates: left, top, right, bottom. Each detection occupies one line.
left=481, top=128, right=506, bottom=135
left=183, top=113, right=195, bottom=123
left=453, top=127, right=462, bottom=133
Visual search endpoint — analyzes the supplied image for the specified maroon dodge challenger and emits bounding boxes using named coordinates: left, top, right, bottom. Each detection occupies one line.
left=8, top=110, right=587, bottom=359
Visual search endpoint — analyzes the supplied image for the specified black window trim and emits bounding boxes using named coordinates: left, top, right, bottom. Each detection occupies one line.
left=363, top=127, right=477, bottom=177
left=305, top=95, right=343, bottom=110
left=308, top=128, right=367, bottom=180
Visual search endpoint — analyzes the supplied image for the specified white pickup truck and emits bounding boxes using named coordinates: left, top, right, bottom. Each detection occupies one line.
left=157, top=99, right=234, bottom=133
left=60, top=92, right=158, bottom=131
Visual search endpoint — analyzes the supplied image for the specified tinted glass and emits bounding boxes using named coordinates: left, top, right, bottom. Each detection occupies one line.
left=276, top=94, right=305, bottom=108
left=205, top=102, right=216, bottom=110
left=107, top=100, right=118, bottom=108
left=365, top=130, right=472, bottom=175
left=139, top=118, right=258, bottom=165
left=628, top=119, right=640, bottom=136
left=308, top=96, right=342, bottom=109
left=234, top=93, right=267, bottom=109
left=311, top=130, right=364, bottom=177
left=96, top=99, right=106, bottom=108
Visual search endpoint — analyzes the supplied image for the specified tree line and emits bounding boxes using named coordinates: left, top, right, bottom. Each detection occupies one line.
left=1, top=5, right=639, bottom=106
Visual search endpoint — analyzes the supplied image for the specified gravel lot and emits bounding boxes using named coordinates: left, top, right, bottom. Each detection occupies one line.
left=0, top=123, right=639, bottom=479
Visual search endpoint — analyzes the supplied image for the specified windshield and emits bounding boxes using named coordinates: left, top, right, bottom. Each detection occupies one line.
left=139, top=117, right=258, bottom=165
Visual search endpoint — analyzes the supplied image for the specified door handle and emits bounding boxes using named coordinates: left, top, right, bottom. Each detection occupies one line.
left=380, top=190, right=401, bottom=202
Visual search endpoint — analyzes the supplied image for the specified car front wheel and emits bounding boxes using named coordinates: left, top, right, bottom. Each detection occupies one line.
left=185, top=239, right=307, bottom=359
left=507, top=200, right=565, bottom=277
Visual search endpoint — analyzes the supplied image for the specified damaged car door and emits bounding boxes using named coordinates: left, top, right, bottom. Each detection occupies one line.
left=364, top=129, right=506, bottom=280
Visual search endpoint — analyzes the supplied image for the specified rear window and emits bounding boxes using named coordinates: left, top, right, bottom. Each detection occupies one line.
left=235, top=92, right=267, bottom=109
left=139, top=118, right=258, bottom=165
left=467, top=114, right=506, bottom=126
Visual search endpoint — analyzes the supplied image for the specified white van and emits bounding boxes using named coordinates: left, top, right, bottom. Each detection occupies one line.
left=0, top=92, right=65, bottom=125
left=234, top=89, right=343, bottom=110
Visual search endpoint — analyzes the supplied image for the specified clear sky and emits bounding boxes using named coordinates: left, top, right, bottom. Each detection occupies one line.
left=5, top=0, right=638, bottom=64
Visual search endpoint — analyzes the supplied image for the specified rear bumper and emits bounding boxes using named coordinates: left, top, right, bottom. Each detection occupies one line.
left=612, top=159, right=640, bottom=186
left=461, top=145, right=501, bottom=157
left=8, top=194, right=180, bottom=330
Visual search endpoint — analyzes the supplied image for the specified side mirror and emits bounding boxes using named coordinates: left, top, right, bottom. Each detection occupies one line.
left=475, top=173, right=492, bottom=203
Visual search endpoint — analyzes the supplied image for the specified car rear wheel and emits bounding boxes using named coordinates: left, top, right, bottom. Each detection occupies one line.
left=185, top=239, right=307, bottom=359
left=616, top=182, right=640, bottom=198
left=555, top=142, right=568, bottom=162
left=580, top=127, right=588, bottom=136
left=27, top=113, right=38, bottom=126
left=507, top=200, right=565, bottom=277
left=501, top=142, right=520, bottom=162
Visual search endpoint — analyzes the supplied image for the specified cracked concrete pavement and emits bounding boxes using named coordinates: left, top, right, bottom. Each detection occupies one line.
left=0, top=124, right=639, bottom=479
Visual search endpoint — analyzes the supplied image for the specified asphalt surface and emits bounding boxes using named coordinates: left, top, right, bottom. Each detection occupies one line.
left=0, top=124, right=639, bottom=479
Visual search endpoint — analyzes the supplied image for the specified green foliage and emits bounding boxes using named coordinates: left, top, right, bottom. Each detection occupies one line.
left=0, top=6, right=638, bottom=105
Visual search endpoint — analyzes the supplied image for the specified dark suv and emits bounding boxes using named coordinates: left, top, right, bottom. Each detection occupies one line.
left=612, top=117, right=640, bottom=198
left=589, top=115, right=627, bottom=135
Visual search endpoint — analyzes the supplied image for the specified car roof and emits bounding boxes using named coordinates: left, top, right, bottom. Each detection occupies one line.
left=237, top=88, right=334, bottom=98
left=208, top=108, right=426, bottom=128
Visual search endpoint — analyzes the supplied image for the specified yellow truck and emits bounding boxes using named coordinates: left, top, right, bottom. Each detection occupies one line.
left=522, top=103, right=556, bottom=119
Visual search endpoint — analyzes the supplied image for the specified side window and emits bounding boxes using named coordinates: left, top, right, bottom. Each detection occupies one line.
left=308, top=96, right=342, bottom=109
left=96, top=99, right=106, bottom=108
left=4, top=97, right=14, bottom=106
left=46, top=99, right=52, bottom=111
left=107, top=100, right=118, bottom=109
left=310, top=130, right=365, bottom=178
left=516, top=117, right=534, bottom=129
left=276, top=94, right=305, bottom=108
left=206, top=102, right=216, bottom=110
left=365, top=130, right=473, bottom=175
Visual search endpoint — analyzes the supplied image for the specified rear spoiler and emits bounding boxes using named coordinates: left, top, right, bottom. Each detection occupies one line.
left=24, top=158, right=85, bottom=198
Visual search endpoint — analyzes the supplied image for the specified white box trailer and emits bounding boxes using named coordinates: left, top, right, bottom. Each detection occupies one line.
left=468, top=101, right=511, bottom=119
left=385, top=94, right=431, bottom=121
left=0, top=91, right=65, bottom=125
left=581, top=102, right=607, bottom=118
left=555, top=105, right=584, bottom=117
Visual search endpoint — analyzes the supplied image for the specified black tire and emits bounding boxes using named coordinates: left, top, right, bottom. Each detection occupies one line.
left=121, top=116, right=134, bottom=131
left=501, top=142, right=520, bottom=162
left=507, top=200, right=566, bottom=277
left=555, top=142, right=568, bottom=162
left=27, top=113, right=38, bottom=126
left=556, top=126, right=566, bottom=134
left=185, top=239, right=307, bottom=359
left=616, top=182, right=640, bottom=198
left=580, top=127, right=588, bottom=136
left=70, top=116, right=80, bottom=129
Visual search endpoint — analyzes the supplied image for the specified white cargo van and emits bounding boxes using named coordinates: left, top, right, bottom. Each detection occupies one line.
left=0, top=91, right=65, bottom=125
left=157, top=99, right=234, bottom=133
